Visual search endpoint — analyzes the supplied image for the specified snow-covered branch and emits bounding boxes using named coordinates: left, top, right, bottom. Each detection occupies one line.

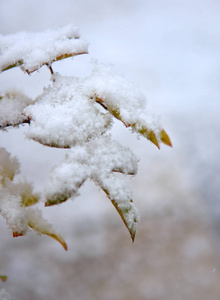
left=0, top=25, right=172, bottom=247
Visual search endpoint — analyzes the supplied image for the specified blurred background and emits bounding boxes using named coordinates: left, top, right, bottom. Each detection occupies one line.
left=1, top=0, right=220, bottom=299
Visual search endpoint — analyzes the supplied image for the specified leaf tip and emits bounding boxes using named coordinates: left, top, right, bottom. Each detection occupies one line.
left=47, top=233, right=68, bottom=251
left=160, top=129, right=172, bottom=147
left=131, top=231, right=136, bottom=243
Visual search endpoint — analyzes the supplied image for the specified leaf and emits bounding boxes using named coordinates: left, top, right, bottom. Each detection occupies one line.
left=45, top=177, right=87, bottom=207
left=0, top=275, right=7, bottom=282
left=12, top=231, right=24, bottom=237
left=45, top=192, right=71, bottom=207
left=0, top=91, right=33, bottom=129
left=131, top=123, right=160, bottom=149
left=18, top=181, right=40, bottom=207
left=27, top=209, right=68, bottom=251
left=43, top=233, right=68, bottom=251
left=25, top=51, right=88, bottom=74
left=101, top=186, right=137, bottom=242
left=1, top=60, right=23, bottom=72
left=0, top=25, right=89, bottom=74
left=1, top=52, right=88, bottom=74
left=95, top=96, right=172, bottom=149
left=21, top=192, right=39, bottom=207
left=160, top=129, right=172, bottom=147
left=44, top=136, right=139, bottom=241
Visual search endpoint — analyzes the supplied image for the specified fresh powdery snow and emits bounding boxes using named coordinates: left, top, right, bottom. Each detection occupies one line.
left=0, top=147, right=28, bottom=235
left=0, top=147, right=66, bottom=248
left=24, top=63, right=161, bottom=148
left=0, top=91, right=33, bottom=127
left=45, top=135, right=139, bottom=236
left=0, top=25, right=166, bottom=241
left=23, top=62, right=161, bottom=238
left=24, top=71, right=113, bottom=148
left=0, top=24, right=88, bottom=73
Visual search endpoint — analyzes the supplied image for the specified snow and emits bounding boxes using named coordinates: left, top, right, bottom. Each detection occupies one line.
left=0, top=147, right=66, bottom=248
left=0, top=91, right=33, bottom=128
left=0, top=147, right=20, bottom=182
left=45, top=135, right=139, bottom=236
left=0, top=147, right=28, bottom=235
left=87, top=63, right=162, bottom=141
left=0, top=289, right=13, bottom=300
left=24, top=71, right=113, bottom=148
left=20, top=58, right=163, bottom=237
left=24, top=62, right=163, bottom=149
left=1, top=1, right=220, bottom=299
left=0, top=185, right=28, bottom=236
left=0, top=24, right=88, bottom=73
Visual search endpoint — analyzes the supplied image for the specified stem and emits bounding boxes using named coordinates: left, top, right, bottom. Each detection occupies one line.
left=46, top=64, right=54, bottom=75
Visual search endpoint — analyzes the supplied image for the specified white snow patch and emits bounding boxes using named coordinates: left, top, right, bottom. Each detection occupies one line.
left=0, top=91, right=33, bottom=127
left=0, top=24, right=88, bottom=73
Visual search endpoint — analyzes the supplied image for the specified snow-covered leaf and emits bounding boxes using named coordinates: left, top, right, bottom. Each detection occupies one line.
left=0, top=91, right=32, bottom=128
left=88, top=63, right=172, bottom=148
left=0, top=147, right=20, bottom=183
left=25, top=63, right=171, bottom=149
left=0, top=148, right=66, bottom=249
left=24, top=74, right=113, bottom=148
left=45, top=135, right=139, bottom=240
left=27, top=209, right=67, bottom=251
left=15, top=181, right=40, bottom=207
left=0, top=185, right=28, bottom=237
left=0, top=24, right=88, bottom=74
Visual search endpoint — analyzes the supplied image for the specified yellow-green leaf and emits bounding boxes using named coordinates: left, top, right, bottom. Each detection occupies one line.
left=111, top=199, right=137, bottom=242
left=132, top=123, right=160, bottom=149
left=27, top=209, right=68, bottom=251
left=43, top=232, right=68, bottom=251
left=45, top=192, right=70, bottom=207
left=0, top=275, right=7, bottom=282
left=2, top=52, right=87, bottom=74
left=95, top=96, right=161, bottom=148
left=160, top=129, right=172, bottom=147
left=20, top=183, right=39, bottom=207
left=101, top=186, right=137, bottom=242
